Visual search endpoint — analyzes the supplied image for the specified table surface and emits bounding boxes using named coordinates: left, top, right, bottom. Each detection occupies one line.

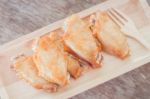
left=0, top=0, right=150, bottom=99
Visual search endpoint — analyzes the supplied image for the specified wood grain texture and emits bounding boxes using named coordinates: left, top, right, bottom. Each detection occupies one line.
left=0, top=0, right=150, bottom=99
left=0, top=0, right=103, bottom=45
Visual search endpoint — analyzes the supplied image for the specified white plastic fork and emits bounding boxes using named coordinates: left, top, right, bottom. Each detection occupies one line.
left=107, top=8, right=150, bottom=49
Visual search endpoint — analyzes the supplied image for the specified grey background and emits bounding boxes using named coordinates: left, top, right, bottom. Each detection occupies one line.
left=148, top=0, right=150, bottom=5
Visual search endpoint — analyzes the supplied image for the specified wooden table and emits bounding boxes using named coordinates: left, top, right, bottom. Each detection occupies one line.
left=0, top=0, right=150, bottom=99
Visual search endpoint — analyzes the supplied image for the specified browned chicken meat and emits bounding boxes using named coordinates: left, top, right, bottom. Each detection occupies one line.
left=48, top=32, right=82, bottom=79
left=12, top=55, right=58, bottom=92
left=63, top=15, right=103, bottom=68
left=90, top=11, right=129, bottom=59
left=33, top=32, right=82, bottom=86
left=33, top=35, right=69, bottom=87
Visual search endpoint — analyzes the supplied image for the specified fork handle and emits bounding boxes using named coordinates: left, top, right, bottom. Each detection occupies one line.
left=131, top=33, right=150, bottom=50
left=122, top=27, right=150, bottom=50
left=125, top=32, right=150, bottom=50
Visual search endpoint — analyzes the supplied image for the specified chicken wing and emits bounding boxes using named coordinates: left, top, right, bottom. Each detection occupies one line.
left=33, top=35, right=70, bottom=86
left=12, top=55, right=58, bottom=92
left=90, top=11, right=129, bottom=59
left=66, top=54, right=82, bottom=78
left=63, top=15, right=102, bottom=68
left=49, top=32, right=82, bottom=79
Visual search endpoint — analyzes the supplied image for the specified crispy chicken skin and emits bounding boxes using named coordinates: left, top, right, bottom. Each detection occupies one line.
left=49, top=32, right=82, bottom=79
left=66, top=54, right=82, bottom=78
left=33, top=35, right=70, bottom=87
left=90, top=11, right=129, bottom=59
left=13, top=55, right=58, bottom=92
left=63, top=15, right=102, bottom=68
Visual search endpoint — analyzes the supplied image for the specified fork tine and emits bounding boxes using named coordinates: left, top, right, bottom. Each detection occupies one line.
left=109, top=8, right=127, bottom=25
left=112, top=8, right=130, bottom=22
left=107, top=10, right=123, bottom=28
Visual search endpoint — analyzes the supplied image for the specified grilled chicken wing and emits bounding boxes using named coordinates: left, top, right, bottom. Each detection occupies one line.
left=33, top=35, right=70, bottom=86
left=63, top=15, right=102, bottom=68
left=90, top=11, right=129, bottom=59
left=49, top=32, right=82, bottom=79
left=13, top=55, right=58, bottom=92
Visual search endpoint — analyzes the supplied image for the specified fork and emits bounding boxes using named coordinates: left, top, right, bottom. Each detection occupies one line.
left=107, top=8, right=150, bottom=49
